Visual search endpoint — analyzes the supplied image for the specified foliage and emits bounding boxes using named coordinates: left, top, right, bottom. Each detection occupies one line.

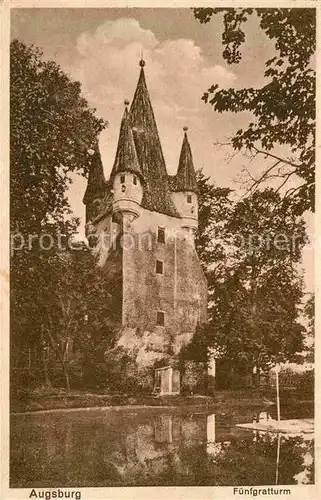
left=180, top=323, right=209, bottom=363
left=10, top=40, right=107, bottom=389
left=271, top=367, right=314, bottom=395
left=195, top=169, right=232, bottom=273
left=39, top=246, right=122, bottom=391
left=193, top=8, right=315, bottom=214
left=212, top=190, right=306, bottom=367
left=10, top=39, right=107, bottom=233
left=104, top=346, right=153, bottom=394
left=303, top=293, right=314, bottom=362
left=196, top=172, right=307, bottom=370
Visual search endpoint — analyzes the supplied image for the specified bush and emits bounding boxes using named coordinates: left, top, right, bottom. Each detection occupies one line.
left=104, top=347, right=153, bottom=394
left=271, top=368, right=314, bottom=397
left=11, top=367, right=43, bottom=393
left=296, top=369, right=314, bottom=395
left=81, top=361, right=109, bottom=391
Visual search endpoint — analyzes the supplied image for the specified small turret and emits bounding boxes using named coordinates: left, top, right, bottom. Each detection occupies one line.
left=171, top=127, right=198, bottom=233
left=83, top=144, right=106, bottom=223
left=110, top=100, right=144, bottom=222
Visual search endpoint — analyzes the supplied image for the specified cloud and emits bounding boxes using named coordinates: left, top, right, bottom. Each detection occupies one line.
left=68, top=17, right=236, bottom=177
left=77, top=18, right=158, bottom=53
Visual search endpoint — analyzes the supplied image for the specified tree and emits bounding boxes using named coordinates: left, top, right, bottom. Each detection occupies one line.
left=195, top=169, right=232, bottom=273
left=303, top=293, right=314, bottom=363
left=10, top=40, right=107, bottom=389
left=209, top=189, right=307, bottom=374
left=181, top=170, right=232, bottom=365
left=10, top=39, right=106, bottom=234
left=194, top=170, right=307, bottom=376
left=39, top=246, right=122, bottom=392
left=193, top=8, right=315, bottom=214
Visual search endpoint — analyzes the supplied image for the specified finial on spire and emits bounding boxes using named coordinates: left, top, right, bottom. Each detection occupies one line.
left=183, top=126, right=188, bottom=132
left=139, top=47, right=145, bottom=67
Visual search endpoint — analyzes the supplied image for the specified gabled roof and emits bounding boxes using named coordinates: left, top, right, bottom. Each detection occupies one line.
left=129, top=60, right=179, bottom=217
left=110, top=103, right=143, bottom=181
left=83, top=146, right=106, bottom=205
left=172, top=127, right=198, bottom=193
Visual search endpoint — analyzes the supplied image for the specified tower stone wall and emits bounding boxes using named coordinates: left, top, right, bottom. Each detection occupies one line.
left=121, top=207, right=207, bottom=334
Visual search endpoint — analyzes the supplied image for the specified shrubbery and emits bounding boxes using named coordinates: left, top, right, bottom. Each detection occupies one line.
left=271, top=367, right=314, bottom=396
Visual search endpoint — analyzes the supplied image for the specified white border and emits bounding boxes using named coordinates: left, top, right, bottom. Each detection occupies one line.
left=1, top=2, right=319, bottom=499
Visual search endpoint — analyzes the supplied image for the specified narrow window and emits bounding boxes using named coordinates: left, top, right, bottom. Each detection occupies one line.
left=133, top=175, right=137, bottom=185
left=156, top=311, right=165, bottom=326
left=187, top=194, right=192, bottom=203
left=120, top=174, right=126, bottom=184
left=156, top=260, right=164, bottom=275
left=121, top=185, right=126, bottom=193
left=157, top=227, right=165, bottom=244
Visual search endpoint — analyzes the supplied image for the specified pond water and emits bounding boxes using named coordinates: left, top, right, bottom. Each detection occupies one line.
left=10, top=404, right=314, bottom=487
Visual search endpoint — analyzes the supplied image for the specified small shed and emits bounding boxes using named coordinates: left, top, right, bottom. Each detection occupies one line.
left=153, top=366, right=180, bottom=395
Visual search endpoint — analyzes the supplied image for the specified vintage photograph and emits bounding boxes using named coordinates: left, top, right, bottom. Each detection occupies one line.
left=9, top=6, right=315, bottom=490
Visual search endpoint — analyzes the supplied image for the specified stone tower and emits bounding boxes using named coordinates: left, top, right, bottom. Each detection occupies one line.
left=83, top=60, right=207, bottom=393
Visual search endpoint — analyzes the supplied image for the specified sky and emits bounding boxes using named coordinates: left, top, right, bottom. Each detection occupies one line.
left=11, top=8, right=314, bottom=291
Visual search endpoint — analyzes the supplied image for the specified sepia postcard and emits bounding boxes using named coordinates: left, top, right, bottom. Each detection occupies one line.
left=0, top=1, right=319, bottom=499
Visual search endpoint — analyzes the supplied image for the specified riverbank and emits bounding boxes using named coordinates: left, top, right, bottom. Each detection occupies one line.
left=11, top=387, right=313, bottom=414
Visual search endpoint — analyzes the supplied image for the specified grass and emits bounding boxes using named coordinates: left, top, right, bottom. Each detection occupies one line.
left=10, top=387, right=276, bottom=414
left=10, top=383, right=313, bottom=414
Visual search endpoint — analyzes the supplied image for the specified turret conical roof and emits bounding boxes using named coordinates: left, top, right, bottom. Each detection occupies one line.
left=110, top=104, right=143, bottom=181
left=83, top=145, right=106, bottom=204
left=173, top=128, right=198, bottom=193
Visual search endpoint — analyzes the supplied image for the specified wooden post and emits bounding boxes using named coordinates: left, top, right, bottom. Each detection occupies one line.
left=207, top=348, right=216, bottom=394
left=276, top=364, right=280, bottom=422
left=207, top=413, right=216, bottom=443
left=275, top=432, right=281, bottom=485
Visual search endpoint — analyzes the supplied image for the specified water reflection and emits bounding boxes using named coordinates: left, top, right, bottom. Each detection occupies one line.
left=249, top=411, right=314, bottom=486
left=10, top=407, right=314, bottom=487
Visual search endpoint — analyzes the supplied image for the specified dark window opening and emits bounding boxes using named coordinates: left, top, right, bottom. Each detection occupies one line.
left=120, top=174, right=126, bottom=184
left=121, top=185, right=126, bottom=193
left=157, top=227, right=165, bottom=244
left=156, top=311, right=165, bottom=326
left=156, top=260, right=164, bottom=275
left=187, top=194, right=192, bottom=203
left=133, top=176, right=137, bottom=185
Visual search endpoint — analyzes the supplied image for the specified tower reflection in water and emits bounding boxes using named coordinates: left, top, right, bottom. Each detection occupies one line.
left=10, top=410, right=314, bottom=487
left=153, top=413, right=226, bottom=457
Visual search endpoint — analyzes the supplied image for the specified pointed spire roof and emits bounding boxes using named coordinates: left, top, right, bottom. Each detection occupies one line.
left=173, top=127, right=198, bottom=193
left=83, top=144, right=106, bottom=204
left=110, top=101, right=143, bottom=181
left=129, top=59, right=179, bottom=217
